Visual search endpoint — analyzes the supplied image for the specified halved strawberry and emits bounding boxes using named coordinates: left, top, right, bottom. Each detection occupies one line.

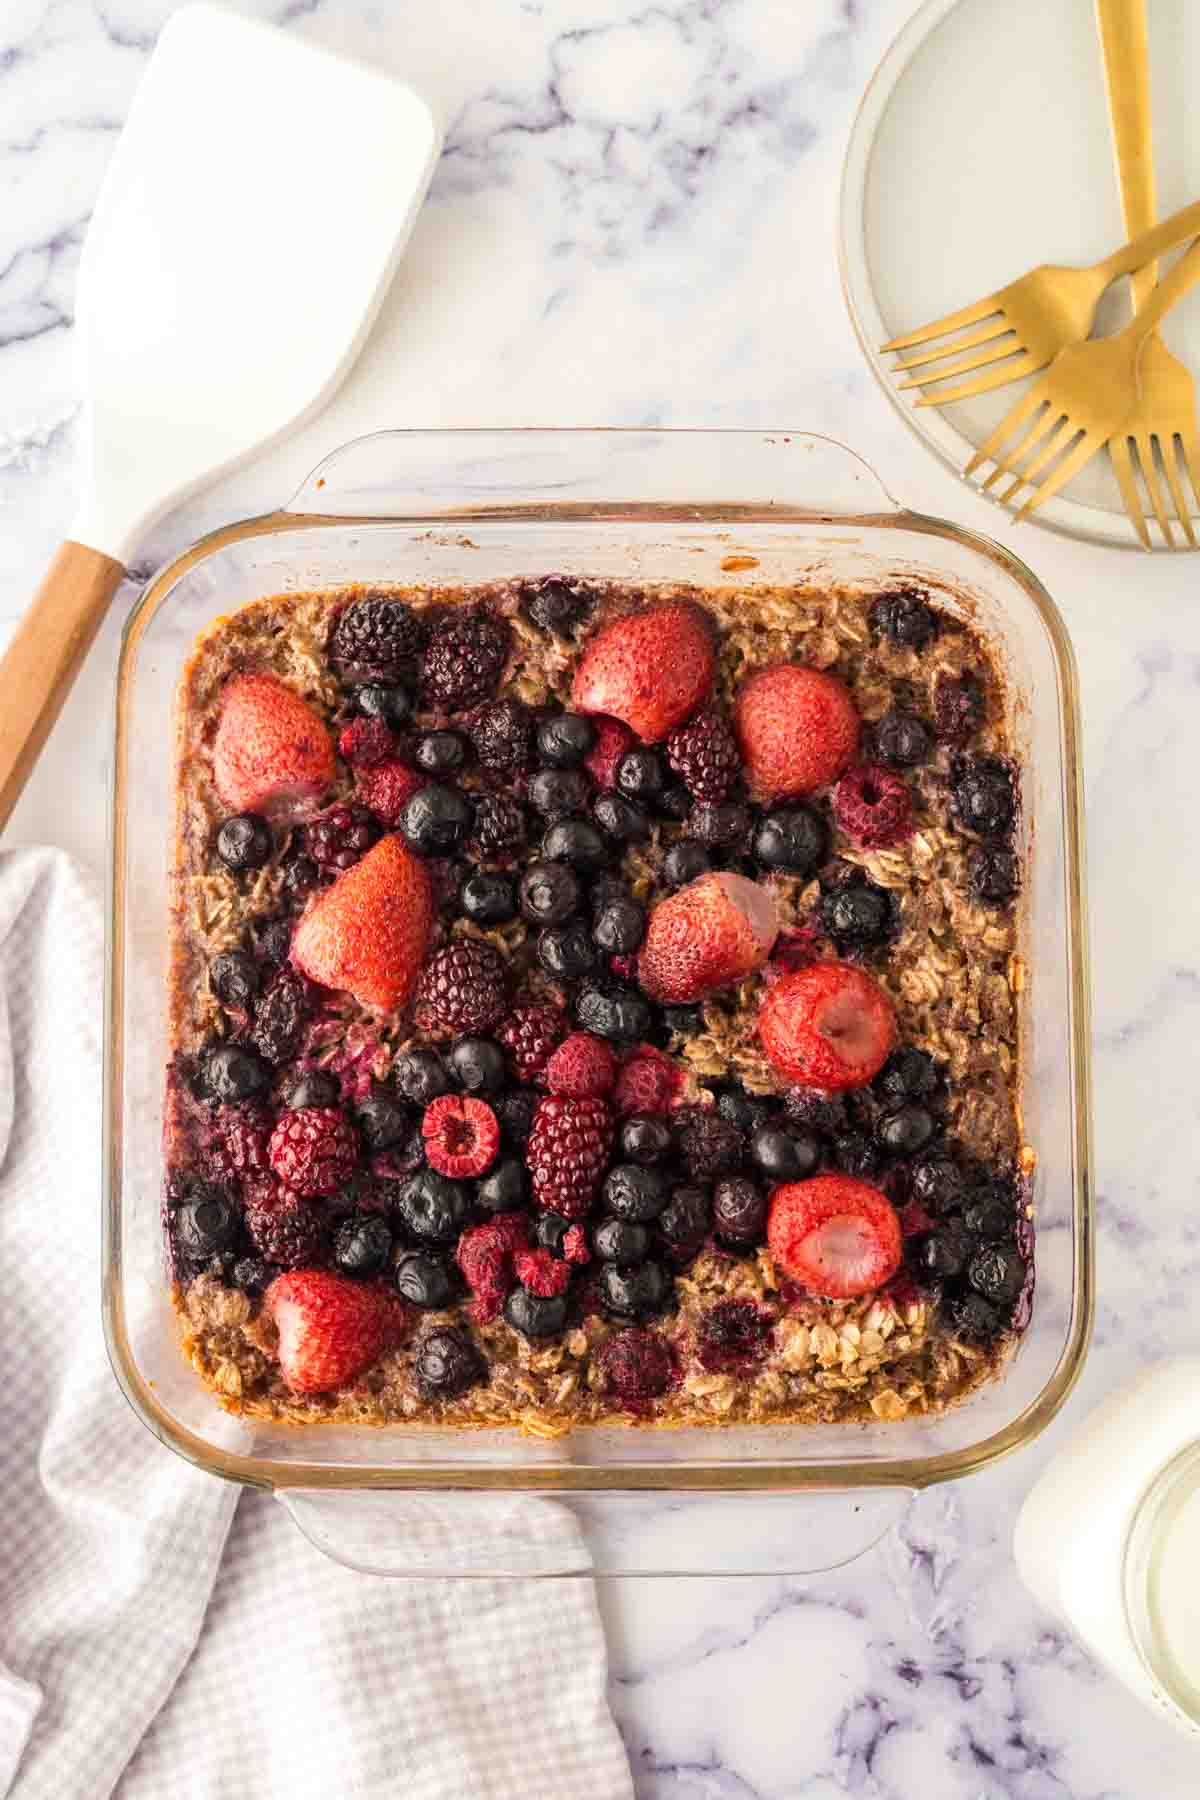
left=290, top=834, right=432, bottom=1012
left=572, top=602, right=716, bottom=742
left=266, top=1269, right=411, bottom=1394
left=733, top=663, right=860, bottom=799
left=421, top=1094, right=501, bottom=1178
left=583, top=715, right=636, bottom=788
left=638, top=871, right=778, bottom=1003
left=767, top=1176, right=902, bottom=1298
left=212, top=673, right=335, bottom=816
left=758, top=961, right=895, bottom=1091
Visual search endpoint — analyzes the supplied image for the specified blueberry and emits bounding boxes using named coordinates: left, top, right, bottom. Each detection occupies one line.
left=461, top=872, right=516, bottom=925
left=496, top=1088, right=538, bottom=1150
left=658, top=783, right=694, bottom=821
left=598, top=1260, right=672, bottom=1319
left=876, top=1048, right=940, bottom=1106
left=543, top=818, right=609, bottom=872
left=215, top=813, right=271, bottom=872
left=174, top=1191, right=239, bottom=1259
left=399, top=783, right=474, bottom=854
left=658, top=1185, right=710, bottom=1257
left=877, top=1105, right=936, bottom=1156
left=574, top=984, right=652, bottom=1043
left=951, top=755, right=1015, bottom=839
left=209, top=950, right=260, bottom=1009
left=752, top=806, right=828, bottom=875
left=750, top=1125, right=819, bottom=1181
left=910, top=1155, right=967, bottom=1215
left=333, top=1211, right=393, bottom=1278
left=537, top=712, right=596, bottom=767
left=593, top=1217, right=651, bottom=1263
left=396, top=1170, right=471, bottom=1244
left=523, top=575, right=595, bottom=636
left=961, top=1180, right=1016, bottom=1241
left=968, top=845, right=1020, bottom=906
left=784, top=1089, right=850, bottom=1138
left=834, top=1131, right=884, bottom=1179
left=967, top=1244, right=1025, bottom=1305
left=872, top=588, right=938, bottom=648
left=604, top=1163, right=669, bottom=1220
left=395, top=1251, right=457, bottom=1309
left=356, top=1083, right=413, bottom=1151
left=505, top=1287, right=569, bottom=1338
left=282, top=855, right=320, bottom=901
left=688, top=801, right=751, bottom=850
left=712, top=1177, right=768, bottom=1247
left=615, top=749, right=667, bottom=803
left=284, top=1068, right=341, bottom=1110
left=448, top=1037, right=506, bottom=1094
left=537, top=921, right=599, bottom=979
left=533, top=1211, right=572, bottom=1254
left=593, top=792, right=650, bottom=842
left=589, top=873, right=630, bottom=915
left=519, top=860, right=582, bottom=926
left=355, top=682, right=412, bottom=730
left=663, top=840, right=711, bottom=887
left=820, top=877, right=893, bottom=948
left=593, top=897, right=645, bottom=955
left=921, top=1220, right=974, bottom=1280
left=394, top=1047, right=452, bottom=1107
left=663, top=1005, right=704, bottom=1036
left=528, top=768, right=591, bottom=820
left=716, top=1089, right=774, bottom=1134
left=946, top=1290, right=1004, bottom=1345
left=873, top=710, right=933, bottom=769
left=413, top=730, right=469, bottom=775
left=477, top=1157, right=526, bottom=1212
left=201, top=1044, right=269, bottom=1103
left=617, top=1117, right=673, bottom=1168
left=414, top=1325, right=485, bottom=1397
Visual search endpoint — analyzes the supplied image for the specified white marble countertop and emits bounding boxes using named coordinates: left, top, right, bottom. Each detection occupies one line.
left=5, top=1, right=1200, bottom=1793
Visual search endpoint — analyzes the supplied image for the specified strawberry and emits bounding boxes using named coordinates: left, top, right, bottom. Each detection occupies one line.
left=544, top=1031, right=618, bottom=1099
left=353, top=757, right=426, bottom=827
left=767, top=1176, right=902, bottom=1298
left=758, top=961, right=895, bottom=1091
left=266, top=1269, right=410, bottom=1394
left=290, top=834, right=432, bottom=1012
left=572, top=603, right=716, bottom=742
left=733, top=664, right=860, bottom=799
left=421, top=1094, right=501, bottom=1178
left=583, top=715, right=636, bottom=789
left=638, top=871, right=778, bottom=1003
left=212, top=673, right=335, bottom=816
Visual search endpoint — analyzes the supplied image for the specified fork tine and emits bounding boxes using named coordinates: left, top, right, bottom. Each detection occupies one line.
left=964, top=385, right=1047, bottom=479
left=996, top=416, right=1076, bottom=504
left=980, top=407, right=1059, bottom=496
left=899, top=336, right=1028, bottom=392
left=1109, top=436, right=1151, bottom=549
left=893, top=319, right=1017, bottom=373
left=881, top=298, right=1000, bottom=354
left=1178, top=432, right=1200, bottom=515
left=1158, top=436, right=1196, bottom=548
left=914, top=353, right=1041, bottom=408
left=1137, top=437, right=1176, bottom=548
left=1015, top=431, right=1104, bottom=519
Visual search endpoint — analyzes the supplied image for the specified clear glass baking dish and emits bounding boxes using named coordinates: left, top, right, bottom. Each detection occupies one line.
left=103, top=429, right=1093, bottom=1576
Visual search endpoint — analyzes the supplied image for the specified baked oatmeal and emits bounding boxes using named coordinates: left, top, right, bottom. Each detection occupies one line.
left=164, top=575, right=1032, bottom=1431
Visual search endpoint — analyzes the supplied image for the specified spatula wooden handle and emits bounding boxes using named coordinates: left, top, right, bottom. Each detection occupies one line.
left=0, top=541, right=126, bottom=830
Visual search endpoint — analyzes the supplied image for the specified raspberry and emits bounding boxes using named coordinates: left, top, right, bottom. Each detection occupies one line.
left=497, top=1004, right=567, bottom=1083
left=596, top=1327, right=674, bottom=1402
left=421, top=1095, right=501, bottom=1178
left=471, top=792, right=528, bottom=858
left=328, top=595, right=425, bottom=677
left=544, top=1031, right=618, bottom=1099
left=677, top=1106, right=745, bottom=1180
left=305, top=803, right=380, bottom=872
left=833, top=765, right=913, bottom=849
left=513, top=1246, right=573, bottom=1297
left=354, top=758, right=426, bottom=827
left=696, top=1300, right=773, bottom=1373
left=201, top=1103, right=271, bottom=1185
left=338, top=717, right=396, bottom=767
left=666, top=706, right=740, bottom=802
left=421, top=606, right=511, bottom=708
left=933, top=671, right=985, bottom=746
left=583, top=715, right=635, bottom=789
left=456, top=1212, right=528, bottom=1323
left=414, top=938, right=510, bottom=1037
left=467, top=698, right=535, bottom=774
left=249, top=967, right=312, bottom=1066
left=562, top=1223, right=590, bottom=1264
left=268, top=1106, right=359, bottom=1197
left=245, top=1181, right=329, bottom=1269
left=612, top=1045, right=683, bottom=1116
left=527, top=1096, right=614, bottom=1218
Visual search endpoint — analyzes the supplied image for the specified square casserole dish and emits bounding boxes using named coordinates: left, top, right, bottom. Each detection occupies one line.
left=104, top=429, right=1093, bottom=1577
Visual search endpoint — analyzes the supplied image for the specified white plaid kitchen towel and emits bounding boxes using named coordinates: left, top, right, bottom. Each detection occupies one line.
left=0, top=849, right=632, bottom=1800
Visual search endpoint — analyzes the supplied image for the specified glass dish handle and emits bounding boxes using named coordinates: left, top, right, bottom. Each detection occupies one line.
left=277, top=1487, right=916, bottom=1579
left=284, top=428, right=900, bottom=521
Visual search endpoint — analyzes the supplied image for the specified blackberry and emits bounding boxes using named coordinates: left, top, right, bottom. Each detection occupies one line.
left=603, top=1162, right=669, bottom=1220
left=519, top=860, right=581, bottom=926
left=470, top=792, right=527, bottom=858
left=614, top=748, right=668, bottom=804
left=215, top=813, right=271, bottom=873
left=592, top=1217, right=650, bottom=1263
left=834, top=1132, right=884, bottom=1179
left=284, top=1069, right=341, bottom=1109
left=658, top=1185, right=711, bottom=1259
left=967, top=1243, right=1025, bottom=1306
left=665, top=708, right=739, bottom=803
left=528, top=769, right=591, bottom=820
left=249, top=968, right=311, bottom=1066
left=522, top=575, right=596, bottom=636
left=750, top=1125, right=818, bottom=1181
left=593, top=792, right=650, bottom=842
left=496, top=1005, right=566, bottom=1083
left=910, top=1154, right=968, bottom=1215
left=496, top=1088, right=539, bottom=1150
left=355, top=682, right=413, bottom=730
left=598, top=1260, right=672, bottom=1319
left=414, top=1325, right=486, bottom=1398
left=477, top=1157, right=526, bottom=1213
left=173, top=1189, right=239, bottom=1261
left=688, top=800, right=752, bottom=852
left=968, top=844, right=1020, bottom=905
left=396, top=1169, right=471, bottom=1245
left=538, top=922, right=599, bottom=980
left=328, top=595, right=425, bottom=677
left=593, top=897, right=645, bottom=955
left=537, top=711, right=596, bottom=768
left=951, top=755, right=1015, bottom=839
left=333, top=1211, right=393, bottom=1278
left=245, top=1192, right=328, bottom=1269
left=873, top=710, right=934, bottom=769
left=876, top=1049, right=940, bottom=1106
left=394, top=1046, right=451, bottom=1107
left=421, top=606, right=511, bottom=707
left=400, top=784, right=474, bottom=855
left=415, top=938, right=509, bottom=1037
left=783, top=1089, right=850, bottom=1138
left=461, top=871, right=517, bottom=924
left=543, top=818, right=609, bottom=873
left=447, top=1036, right=507, bottom=1094
left=467, top=698, right=534, bottom=774
left=201, top=1044, right=270, bottom=1103
left=677, top=1108, right=744, bottom=1180
left=820, top=870, right=895, bottom=949
left=573, top=982, right=652, bottom=1044
left=934, top=671, right=986, bottom=746
left=505, top=1288, right=569, bottom=1338
left=256, top=918, right=293, bottom=965
left=877, top=1105, right=936, bottom=1156
left=414, top=730, right=469, bottom=776
left=356, top=1083, right=412, bottom=1152
left=396, top=1251, right=458, bottom=1309
left=662, top=840, right=711, bottom=888
left=282, top=854, right=321, bottom=902
left=872, top=587, right=938, bottom=648
left=527, top=1094, right=614, bottom=1217
left=209, top=950, right=260, bottom=1010
left=712, top=1177, right=768, bottom=1247
left=752, top=806, right=827, bottom=875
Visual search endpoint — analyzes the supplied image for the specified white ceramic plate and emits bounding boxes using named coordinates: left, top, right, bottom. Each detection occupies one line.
left=841, top=0, right=1200, bottom=548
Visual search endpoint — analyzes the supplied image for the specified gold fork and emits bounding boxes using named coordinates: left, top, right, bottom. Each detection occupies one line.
left=879, top=198, right=1200, bottom=406
left=963, top=235, right=1200, bottom=520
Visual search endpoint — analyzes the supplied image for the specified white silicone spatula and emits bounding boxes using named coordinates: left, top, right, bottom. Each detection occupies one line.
left=0, top=1, right=440, bottom=827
